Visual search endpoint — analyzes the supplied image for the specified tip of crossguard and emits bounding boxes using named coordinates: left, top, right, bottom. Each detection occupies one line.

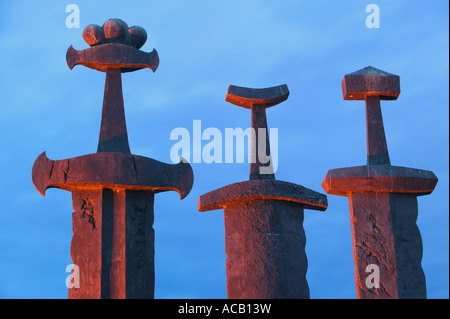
left=32, top=152, right=52, bottom=196
left=66, top=45, right=76, bottom=70
left=176, top=157, right=194, bottom=200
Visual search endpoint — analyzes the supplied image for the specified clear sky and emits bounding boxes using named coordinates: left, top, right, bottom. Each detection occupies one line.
left=0, top=0, right=448, bottom=299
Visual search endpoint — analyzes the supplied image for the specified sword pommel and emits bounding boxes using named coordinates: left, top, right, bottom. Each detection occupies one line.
left=66, top=19, right=159, bottom=73
left=342, top=66, right=400, bottom=101
left=225, top=84, right=289, bottom=109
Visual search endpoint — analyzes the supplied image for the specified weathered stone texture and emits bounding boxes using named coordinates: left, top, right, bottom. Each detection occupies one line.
left=224, top=199, right=308, bottom=299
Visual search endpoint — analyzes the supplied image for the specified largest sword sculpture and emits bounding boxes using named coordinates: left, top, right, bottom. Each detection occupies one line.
left=199, top=85, right=328, bottom=298
left=32, top=19, right=193, bottom=299
left=322, top=66, right=438, bottom=299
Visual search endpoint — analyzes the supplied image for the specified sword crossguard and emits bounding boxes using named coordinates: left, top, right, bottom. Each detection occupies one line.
left=342, top=66, right=400, bottom=166
left=199, top=179, right=327, bottom=212
left=225, top=84, right=289, bottom=180
left=32, top=152, right=194, bottom=200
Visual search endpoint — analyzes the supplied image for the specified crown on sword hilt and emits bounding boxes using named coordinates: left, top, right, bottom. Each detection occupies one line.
left=66, top=18, right=159, bottom=73
left=83, top=19, right=148, bottom=48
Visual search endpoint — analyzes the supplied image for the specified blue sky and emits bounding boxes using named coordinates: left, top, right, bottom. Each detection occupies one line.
left=0, top=1, right=448, bottom=299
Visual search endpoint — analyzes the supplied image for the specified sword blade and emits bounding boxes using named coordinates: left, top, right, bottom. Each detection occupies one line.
left=69, top=188, right=155, bottom=299
left=348, top=192, right=426, bottom=299
left=224, top=199, right=309, bottom=299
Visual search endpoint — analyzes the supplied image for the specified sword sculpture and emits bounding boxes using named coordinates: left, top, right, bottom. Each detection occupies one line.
left=322, top=66, right=438, bottom=299
left=32, top=19, right=193, bottom=299
left=199, top=85, right=328, bottom=298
